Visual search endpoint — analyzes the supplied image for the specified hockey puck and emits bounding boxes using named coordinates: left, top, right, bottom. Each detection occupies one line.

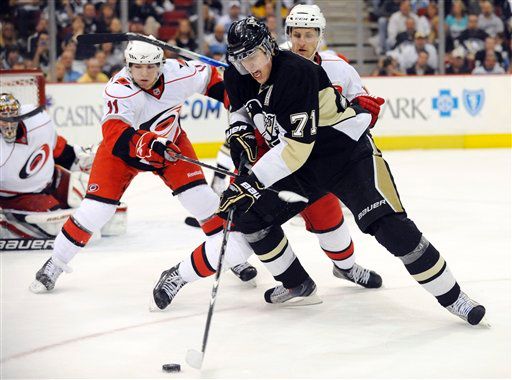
left=162, top=363, right=181, bottom=373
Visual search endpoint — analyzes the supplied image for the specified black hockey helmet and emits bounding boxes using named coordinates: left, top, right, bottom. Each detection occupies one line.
left=227, top=16, right=278, bottom=74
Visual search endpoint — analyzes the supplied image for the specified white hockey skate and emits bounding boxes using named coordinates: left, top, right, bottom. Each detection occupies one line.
left=150, top=265, right=187, bottom=311
left=29, top=257, right=72, bottom=293
left=333, top=263, right=383, bottom=288
left=264, top=277, right=322, bottom=306
left=446, top=291, right=489, bottom=327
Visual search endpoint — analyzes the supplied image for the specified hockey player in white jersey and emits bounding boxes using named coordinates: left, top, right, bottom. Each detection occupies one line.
left=0, top=93, right=118, bottom=239
left=29, top=37, right=256, bottom=293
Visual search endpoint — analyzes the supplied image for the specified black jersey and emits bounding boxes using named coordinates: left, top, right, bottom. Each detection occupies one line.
left=224, top=50, right=371, bottom=188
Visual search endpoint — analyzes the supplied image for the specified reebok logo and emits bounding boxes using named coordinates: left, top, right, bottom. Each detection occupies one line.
left=187, top=170, right=202, bottom=178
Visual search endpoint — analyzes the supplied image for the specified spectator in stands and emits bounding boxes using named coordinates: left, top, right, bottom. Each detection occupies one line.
left=108, top=64, right=123, bottom=78
left=472, top=51, right=506, bottom=73
left=390, top=31, right=438, bottom=72
left=53, top=0, right=77, bottom=29
left=82, top=2, right=99, bottom=34
left=265, top=14, right=286, bottom=45
left=96, top=3, right=116, bottom=33
left=429, top=12, right=455, bottom=53
left=191, top=4, right=218, bottom=35
left=475, top=36, right=505, bottom=67
left=77, top=58, right=109, bottom=83
left=31, top=32, right=50, bottom=72
left=251, top=0, right=288, bottom=20
left=94, top=50, right=109, bottom=76
left=445, top=47, right=471, bottom=74
left=218, top=1, right=244, bottom=31
left=1, top=46, right=23, bottom=69
left=205, top=23, right=227, bottom=57
left=445, top=0, right=468, bottom=39
left=387, top=0, right=430, bottom=51
left=394, top=16, right=416, bottom=49
left=205, top=0, right=223, bottom=16
left=65, top=15, right=97, bottom=61
left=60, top=50, right=82, bottom=83
left=372, top=55, right=404, bottom=76
left=172, top=19, right=198, bottom=52
left=457, top=14, right=488, bottom=54
left=406, top=50, right=435, bottom=74
left=129, top=0, right=161, bottom=23
left=372, top=0, right=401, bottom=55
left=26, top=17, right=48, bottom=60
left=109, top=17, right=123, bottom=33
left=55, top=61, right=66, bottom=83
left=100, top=42, right=124, bottom=74
left=11, top=61, right=26, bottom=70
left=1, top=21, right=21, bottom=52
left=129, top=17, right=146, bottom=34
left=477, top=0, right=504, bottom=37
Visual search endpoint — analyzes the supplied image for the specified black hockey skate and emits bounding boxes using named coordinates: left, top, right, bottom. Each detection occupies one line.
left=231, top=262, right=257, bottom=285
left=29, top=257, right=70, bottom=293
left=446, top=291, right=488, bottom=326
left=151, top=265, right=187, bottom=311
left=264, top=277, right=322, bottom=306
left=333, top=263, right=383, bottom=288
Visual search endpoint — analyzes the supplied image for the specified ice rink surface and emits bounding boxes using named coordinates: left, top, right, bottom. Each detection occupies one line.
left=1, top=148, right=511, bottom=379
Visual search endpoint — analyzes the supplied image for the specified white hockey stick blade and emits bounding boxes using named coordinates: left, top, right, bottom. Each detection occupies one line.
left=277, top=191, right=309, bottom=204
left=186, top=349, right=204, bottom=369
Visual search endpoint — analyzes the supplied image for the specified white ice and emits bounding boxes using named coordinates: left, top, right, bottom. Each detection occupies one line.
left=1, top=149, right=510, bottom=379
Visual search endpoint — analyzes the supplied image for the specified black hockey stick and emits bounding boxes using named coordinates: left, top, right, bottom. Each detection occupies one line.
left=77, top=33, right=228, bottom=68
left=0, top=105, right=45, bottom=122
left=184, top=159, right=245, bottom=370
left=166, top=151, right=309, bottom=204
left=0, top=238, right=54, bottom=251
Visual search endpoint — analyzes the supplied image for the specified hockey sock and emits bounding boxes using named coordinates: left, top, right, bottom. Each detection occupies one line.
left=245, top=225, right=308, bottom=288
left=315, top=224, right=355, bottom=270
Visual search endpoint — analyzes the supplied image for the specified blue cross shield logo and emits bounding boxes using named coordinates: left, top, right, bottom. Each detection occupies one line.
left=432, top=89, right=458, bottom=117
left=462, top=89, right=485, bottom=116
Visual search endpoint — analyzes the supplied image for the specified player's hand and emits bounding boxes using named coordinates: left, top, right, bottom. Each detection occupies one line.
left=130, top=130, right=181, bottom=168
left=218, top=173, right=264, bottom=216
left=226, top=123, right=257, bottom=169
left=71, top=144, right=97, bottom=173
left=351, top=94, right=385, bottom=128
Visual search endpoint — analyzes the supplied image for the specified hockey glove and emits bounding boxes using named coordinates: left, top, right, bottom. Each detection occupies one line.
left=70, top=144, right=97, bottom=173
left=351, top=94, right=385, bottom=128
left=218, top=173, right=264, bottom=216
left=130, top=130, right=181, bottom=169
left=226, top=123, right=257, bottom=170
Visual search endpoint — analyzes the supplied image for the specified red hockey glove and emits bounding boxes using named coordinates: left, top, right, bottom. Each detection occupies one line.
left=352, top=94, right=385, bottom=128
left=130, top=130, right=181, bottom=169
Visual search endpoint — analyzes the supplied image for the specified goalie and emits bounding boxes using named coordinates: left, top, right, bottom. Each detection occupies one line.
left=0, top=93, right=126, bottom=240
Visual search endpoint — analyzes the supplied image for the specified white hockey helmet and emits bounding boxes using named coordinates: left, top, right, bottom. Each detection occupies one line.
left=285, top=4, right=326, bottom=37
left=124, top=35, right=165, bottom=67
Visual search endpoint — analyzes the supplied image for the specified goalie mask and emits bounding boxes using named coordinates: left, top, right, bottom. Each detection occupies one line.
left=227, top=17, right=278, bottom=75
left=124, top=35, right=165, bottom=77
left=0, top=93, right=21, bottom=143
left=285, top=4, right=326, bottom=58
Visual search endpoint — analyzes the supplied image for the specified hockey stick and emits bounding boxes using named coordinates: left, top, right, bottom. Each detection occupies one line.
left=0, top=105, right=45, bottom=122
left=77, top=33, right=228, bottom=68
left=166, top=152, right=309, bottom=204
left=185, top=160, right=244, bottom=370
left=0, top=238, right=54, bottom=251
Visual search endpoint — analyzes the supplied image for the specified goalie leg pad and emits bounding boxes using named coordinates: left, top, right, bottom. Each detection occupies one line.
left=67, top=170, right=89, bottom=208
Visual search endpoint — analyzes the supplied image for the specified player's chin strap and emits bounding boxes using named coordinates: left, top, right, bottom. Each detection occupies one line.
left=165, top=150, right=309, bottom=204
left=0, top=105, right=45, bottom=123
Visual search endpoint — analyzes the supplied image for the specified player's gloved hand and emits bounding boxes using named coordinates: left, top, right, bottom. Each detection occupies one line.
left=351, top=94, right=385, bottom=128
left=71, top=144, right=98, bottom=173
left=226, top=123, right=257, bottom=169
left=130, top=130, right=181, bottom=169
left=218, top=173, right=264, bottom=216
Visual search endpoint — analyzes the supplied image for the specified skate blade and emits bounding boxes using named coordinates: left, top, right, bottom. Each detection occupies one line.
left=274, top=293, right=323, bottom=307
left=29, top=280, right=48, bottom=294
left=148, top=296, right=164, bottom=312
left=477, top=317, right=491, bottom=328
left=185, top=349, right=203, bottom=369
left=241, top=278, right=257, bottom=288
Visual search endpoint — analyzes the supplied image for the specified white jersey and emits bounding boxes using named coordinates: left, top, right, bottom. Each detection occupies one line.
left=0, top=105, right=57, bottom=197
left=317, top=51, right=365, bottom=101
left=102, top=59, right=215, bottom=143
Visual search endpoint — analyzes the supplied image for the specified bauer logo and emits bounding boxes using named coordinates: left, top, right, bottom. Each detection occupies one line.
left=0, top=239, right=54, bottom=251
left=358, top=200, right=386, bottom=220
left=462, top=89, right=485, bottom=116
left=88, top=184, right=100, bottom=193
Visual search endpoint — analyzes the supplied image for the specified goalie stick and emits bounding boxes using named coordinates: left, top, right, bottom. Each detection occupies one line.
left=0, top=238, right=54, bottom=251
left=77, top=33, right=228, bottom=68
left=0, top=105, right=45, bottom=122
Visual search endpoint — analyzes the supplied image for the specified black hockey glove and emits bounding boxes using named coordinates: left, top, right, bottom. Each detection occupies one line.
left=226, top=122, right=257, bottom=170
left=218, top=173, right=264, bottom=217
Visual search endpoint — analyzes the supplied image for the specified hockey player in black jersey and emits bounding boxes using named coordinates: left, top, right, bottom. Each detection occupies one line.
left=218, top=17, right=487, bottom=325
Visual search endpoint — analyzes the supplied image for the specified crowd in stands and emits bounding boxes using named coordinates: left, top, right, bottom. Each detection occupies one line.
left=369, top=0, right=512, bottom=75
left=1, top=0, right=511, bottom=83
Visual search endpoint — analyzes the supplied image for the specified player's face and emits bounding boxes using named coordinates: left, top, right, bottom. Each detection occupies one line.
left=241, top=48, right=272, bottom=84
left=130, top=63, right=160, bottom=89
left=290, top=28, right=320, bottom=60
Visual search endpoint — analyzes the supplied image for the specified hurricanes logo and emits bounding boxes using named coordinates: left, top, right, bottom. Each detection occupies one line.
left=19, top=144, right=50, bottom=179
left=88, top=184, right=100, bottom=193
left=152, top=106, right=181, bottom=136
